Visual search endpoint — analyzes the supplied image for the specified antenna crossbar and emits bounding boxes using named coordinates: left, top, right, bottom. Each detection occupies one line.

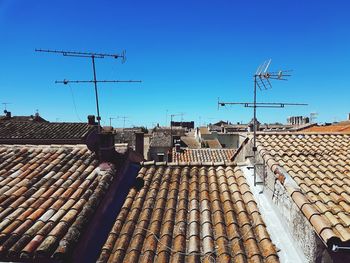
left=35, top=49, right=125, bottom=59
left=218, top=102, right=308, bottom=108
left=55, top=80, right=142, bottom=84
left=36, top=48, right=140, bottom=132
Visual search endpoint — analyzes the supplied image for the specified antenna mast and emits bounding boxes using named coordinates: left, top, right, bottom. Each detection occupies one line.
left=35, top=49, right=141, bottom=132
left=218, top=59, right=308, bottom=185
left=2, top=102, right=11, bottom=112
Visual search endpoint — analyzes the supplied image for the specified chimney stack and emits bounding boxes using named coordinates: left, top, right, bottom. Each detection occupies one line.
left=88, top=115, right=97, bottom=125
left=4, top=110, right=11, bottom=119
left=175, top=143, right=181, bottom=153
left=98, top=127, right=116, bottom=162
left=348, top=113, right=350, bottom=121
left=135, top=132, right=144, bottom=158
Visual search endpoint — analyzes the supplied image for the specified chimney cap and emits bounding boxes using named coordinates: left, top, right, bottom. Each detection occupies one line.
left=87, top=115, right=97, bottom=125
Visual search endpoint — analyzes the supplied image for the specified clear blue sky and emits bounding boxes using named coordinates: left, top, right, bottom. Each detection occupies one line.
left=1, top=0, right=349, bottom=127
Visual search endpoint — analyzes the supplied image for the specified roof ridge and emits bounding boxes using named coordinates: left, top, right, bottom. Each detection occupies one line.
left=140, top=160, right=236, bottom=167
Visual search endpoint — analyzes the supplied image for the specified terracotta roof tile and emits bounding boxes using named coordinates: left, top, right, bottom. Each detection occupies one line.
left=256, top=133, right=350, bottom=248
left=0, top=144, right=115, bottom=261
left=172, top=148, right=236, bottom=163
left=0, top=121, right=96, bottom=143
left=98, top=163, right=279, bottom=262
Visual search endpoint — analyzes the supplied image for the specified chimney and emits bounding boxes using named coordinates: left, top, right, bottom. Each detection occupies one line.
left=348, top=113, right=350, bottom=121
left=88, top=115, right=97, bottom=125
left=34, top=112, right=41, bottom=121
left=175, top=143, right=181, bottom=153
left=135, top=132, right=144, bottom=158
left=98, top=127, right=116, bottom=162
left=4, top=110, right=11, bottom=119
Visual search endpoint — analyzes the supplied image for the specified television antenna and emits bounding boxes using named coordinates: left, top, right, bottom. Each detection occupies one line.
left=109, top=117, right=118, bottom=127
left=35, top=49, right=141, bottom=132
left=116, top=115, right=129, bottom=129
left=218, top=59, right=308, bottom=185
left=2, top=102, right=11, bottom=113
left=310, top=112, right=318, bottom=123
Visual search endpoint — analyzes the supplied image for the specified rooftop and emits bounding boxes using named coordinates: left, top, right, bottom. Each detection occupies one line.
left=205, top=139, right=222, bottom=149
left=256, top=133, right=350, bottom=249
left=0, top=144, right=114, bottom=261
left=302, top=123, right=350, bottom=133
left=98, top=162, right=279, bottom=263
left=180, top=136, right=200, bottom=149
left=172, top=148, right=235, bottom=163
left=0, top=121, right=96, bottom=144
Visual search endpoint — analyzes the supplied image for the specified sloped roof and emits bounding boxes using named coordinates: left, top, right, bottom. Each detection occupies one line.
left=199, top=127, right=210, bottom=135
left=0, top=115, right=47, bottom=122
left=256, top=133, right=350, bottom=249
left=205, top=139, right=222, bottom=149
left=302, top=124, right=350, bottom=133
left=0, top=121, right=95, bottom=144
left=98, top=162, right=279, bottom=263
left=180, top=136, right=200, bottom=149
left=0, top=144, right=114, bottom=261
left=172, top=148, right=235, bottom=163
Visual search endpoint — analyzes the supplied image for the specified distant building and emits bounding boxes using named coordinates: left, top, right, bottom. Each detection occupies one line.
left=170, top=120, right=194, bottom=130
left=148, top=131, right=172, bottom=162
left=287, top=115, right=310, bottom=125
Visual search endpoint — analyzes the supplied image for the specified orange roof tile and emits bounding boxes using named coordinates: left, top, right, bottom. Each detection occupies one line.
left=98, top=163, right=279, bottom=263
left=256, top=133, right=350, bottom=248
left=172, top=148, right=236, bottom=163
left=0, top=144, right=115, bottom=261
left=303, top=124, right=350, bottom=133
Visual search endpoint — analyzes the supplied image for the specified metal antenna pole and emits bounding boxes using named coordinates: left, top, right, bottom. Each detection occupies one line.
left=2, top=102, right=11, bottom=112
left=109, top=117, right=117, bottom=126
left=91, top=56, right=101, bottom=131
left=170, top=114, right=173, bottom=147
left=253, top=75, right=257, bottom=152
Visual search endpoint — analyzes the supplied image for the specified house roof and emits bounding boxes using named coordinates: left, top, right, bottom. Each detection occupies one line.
left=199, top=127, right=210, bottom=135
left=0, top=121, right=96, bottom=144
left=256, top=133, right=350, bottom=249
left=205, top=139, right=222, bottom=149
left=0, top=115, right=47, bottom=122
left=180, top=136, right=200, bottom=149
left=172, top=148, right=236, bottom=163
left=0, top=144, right=115, bottom=261
left=97, top=162, right=279, bottom=263
left=302, top=124, right=350, bottom=133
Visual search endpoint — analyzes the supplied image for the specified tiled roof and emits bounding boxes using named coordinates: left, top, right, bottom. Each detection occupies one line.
left=0, top=144, right=114, bottom=261
left=0, top=115, right=47, bottom=122
left=98, top=162, right=279, bottom=263
left=302, top=124, right=350, bottom=133
left=256, top=133, right=350, bottom=248
left=172, top=148, right=236, bottom=163
left=0, top=121, right=95, bottom=143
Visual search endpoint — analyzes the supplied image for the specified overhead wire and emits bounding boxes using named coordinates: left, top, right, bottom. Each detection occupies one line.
left=68, top=82, right=83, bottom=122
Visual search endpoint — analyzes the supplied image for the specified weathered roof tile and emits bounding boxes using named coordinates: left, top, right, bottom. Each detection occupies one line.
left=256, top=133, right=350, bottom=248
left=98, top=163, right=279, bottom=262
left=0, top=144, right=116, bottom=261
